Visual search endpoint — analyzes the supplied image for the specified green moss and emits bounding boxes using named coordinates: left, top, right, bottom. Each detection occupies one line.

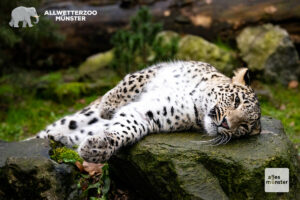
left=39, top=72, right=63, bottom=83
left=50, top=142, right=83, bottom=164
left=237, top=24, right=287, bottom=71
left=176, top=35, right=237, bottom=75
left=55, top=82, right=87, bottom=102
left=111, top=117, right=299, bottom=200
left=79, top=50, right=114, bottom=76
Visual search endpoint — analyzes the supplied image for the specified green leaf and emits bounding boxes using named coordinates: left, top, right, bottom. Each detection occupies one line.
left=81, top=174, right=90, bottom=178
left=86, top=182, right=101, bottom=190
left=102, top=177, right=110, bottom=195
left=62, top=158, right=77, bottom=163
left=90, top=197, right=101, bottom=200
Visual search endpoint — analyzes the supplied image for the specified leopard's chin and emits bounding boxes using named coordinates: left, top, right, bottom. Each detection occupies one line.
left=203, top=115, right=218, bottom=136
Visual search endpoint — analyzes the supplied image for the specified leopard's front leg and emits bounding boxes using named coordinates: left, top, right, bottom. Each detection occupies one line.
left=78, top=93, right=196, bottom=163
left=78, top=101, right=163, bottom=163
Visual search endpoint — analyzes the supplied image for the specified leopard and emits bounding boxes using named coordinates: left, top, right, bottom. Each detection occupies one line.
left=36, top=61, right=261, bottom=163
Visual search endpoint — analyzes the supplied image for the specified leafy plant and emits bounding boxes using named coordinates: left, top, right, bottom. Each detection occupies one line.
left=79, top=163, right=111, bottom=200
left=110, top=7, right=178, bottom=76
left=49, top=139, right=111, bottom=199
left=50, top=140, right=83, bottom=163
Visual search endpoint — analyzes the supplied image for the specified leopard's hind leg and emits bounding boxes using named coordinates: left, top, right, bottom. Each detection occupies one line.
left=98, top=67, right=158, bottom=119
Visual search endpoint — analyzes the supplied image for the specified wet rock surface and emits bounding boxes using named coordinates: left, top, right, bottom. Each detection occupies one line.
left=0, top=139, right=80, bottom=200
left=0, top=117, right=299, bottom=200
left=109, top=117, right=300, bottom=200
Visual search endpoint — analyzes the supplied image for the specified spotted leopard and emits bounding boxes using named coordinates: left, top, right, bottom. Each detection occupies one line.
left=36, top=61, right=261, bottom=163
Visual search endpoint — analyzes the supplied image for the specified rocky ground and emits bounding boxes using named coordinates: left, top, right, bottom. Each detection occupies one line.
left=0, top=117, right=299, bottom=200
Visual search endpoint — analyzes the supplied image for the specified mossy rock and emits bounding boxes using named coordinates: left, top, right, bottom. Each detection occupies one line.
left=78, top=49, right=120, bottom=90
left=237, top=24, right=300, bottom=85
left=109, top=117, right=300, bottom=200
left=79, top=50, right=114, bottom=78
left=50, top=141, right=83, bottom=164
left=176, top=34, right=237, bottom=75
left=0, top=139, right=81, bottom=200
left=54, top=82, right=87, bottom=102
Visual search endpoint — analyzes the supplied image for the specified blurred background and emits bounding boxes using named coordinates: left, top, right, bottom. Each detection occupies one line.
left=0, top=0, right=299, bottom=154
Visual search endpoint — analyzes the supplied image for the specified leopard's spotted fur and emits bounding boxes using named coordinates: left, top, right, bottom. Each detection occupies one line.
left=36, top=61, right=261, bottom=163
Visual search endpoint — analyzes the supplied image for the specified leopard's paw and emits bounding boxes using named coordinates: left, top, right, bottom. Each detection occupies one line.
left=78, top=135, right=114, bottom=163
left=36, top=130, right=81, bottom=147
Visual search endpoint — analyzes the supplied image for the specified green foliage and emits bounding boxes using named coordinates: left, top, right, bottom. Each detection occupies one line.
left=79, top=163, right=111, bottom=200
left=0, top=68, right=114, bottom=142
left=0, top=91, right=98, bottom=141
left=55, top=82, right=87, bottom=102
left=0, top=84, right=14, bottom=106
left=110, top=7, right=178, bottom=76
left=258, top=84, right=300, bottom=151
left=213, top=37, right=235, bottom=52
left=153, top=33, right=180, bottom=62
left=0, top=0, right=64, bottom=74
left=36, top=72, right=63, bottom=98
left=0, top=124, right=24, bottom=142
left=39, top=71, right=63, bottom=83
left=50, top=142, right=83, bottom=164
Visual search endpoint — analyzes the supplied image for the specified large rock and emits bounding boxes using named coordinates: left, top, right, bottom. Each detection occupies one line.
left=109, top=117, right=300, bottom=200
left=78, top=50, right=120, bottom=92
left=0, top=139, right=80, bottom=200
left=237, top=24, right=300, bottom=85
left=79, top=50, right=114, bottom=78
left=176, top=35, right=237, bottom=75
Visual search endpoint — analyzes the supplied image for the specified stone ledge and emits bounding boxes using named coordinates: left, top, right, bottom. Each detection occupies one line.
left=109, top=116, right=300, bottom=200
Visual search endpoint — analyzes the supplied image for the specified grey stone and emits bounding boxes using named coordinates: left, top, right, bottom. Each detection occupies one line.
left=0, top=139, right=80, bottom=200
left=109, top=117, right=300, bottom=200
left=237, top=24, right=300, bottom=85
left=1, top=117, right=299, bottom=200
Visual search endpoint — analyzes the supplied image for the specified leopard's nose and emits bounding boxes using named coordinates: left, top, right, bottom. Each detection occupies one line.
left=220, top=117, right=229, bottom=129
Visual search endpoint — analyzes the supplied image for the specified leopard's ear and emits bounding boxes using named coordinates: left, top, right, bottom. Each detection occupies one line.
left=232, top=68, right=250, bottom=86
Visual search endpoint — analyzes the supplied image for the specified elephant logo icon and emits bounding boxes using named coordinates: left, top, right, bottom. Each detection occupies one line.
left=9, top=6, right=39, bottom=28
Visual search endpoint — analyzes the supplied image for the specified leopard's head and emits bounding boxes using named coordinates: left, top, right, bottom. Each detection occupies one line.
left=204, top=68, right=261, bottom=144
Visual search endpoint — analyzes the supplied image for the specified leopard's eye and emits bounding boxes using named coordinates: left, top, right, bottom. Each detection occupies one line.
left=239, top=123, right=248, bottom=131
left=234, top=95, right=240, bottom=109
